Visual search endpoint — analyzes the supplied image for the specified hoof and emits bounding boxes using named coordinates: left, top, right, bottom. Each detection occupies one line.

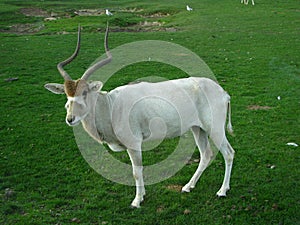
left=130, top=204, right=140, bottom=209
left=217, top=193, right=226, bottom=198
left=130, top=197, right=143, bottom=208
left=181, top=188, right=190, bottom=193
left=181, top=185, right=191, bottom=193
left=216, top=188, right=229, bottom=197
left=130, top=201, right=141, bottom=208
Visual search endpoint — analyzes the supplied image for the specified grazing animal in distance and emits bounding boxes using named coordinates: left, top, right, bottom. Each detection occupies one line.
left=241, top=0, right=255, bottom=5
left=45, top=25, right=235, bottom=208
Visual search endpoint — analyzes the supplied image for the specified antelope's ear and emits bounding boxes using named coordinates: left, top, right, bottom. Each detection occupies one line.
left=44, top=83, right=65, bottom=94
left=89, top=81, right=103, bottom=92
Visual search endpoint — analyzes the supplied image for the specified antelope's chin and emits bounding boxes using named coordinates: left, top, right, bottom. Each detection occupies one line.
left=68, top=120, right=81, bottom=126
left=66, top=118, right=82, bottom=127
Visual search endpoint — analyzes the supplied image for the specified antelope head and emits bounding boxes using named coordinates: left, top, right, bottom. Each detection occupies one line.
left=45, top=25, right=112, bottom=126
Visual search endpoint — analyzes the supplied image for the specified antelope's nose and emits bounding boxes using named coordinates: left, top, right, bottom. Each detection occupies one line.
left=67, top=116, right=75, bottom=124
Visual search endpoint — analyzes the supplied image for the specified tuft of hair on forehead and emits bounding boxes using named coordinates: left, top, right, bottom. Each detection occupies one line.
left=64, top=79, right=88, bottom=97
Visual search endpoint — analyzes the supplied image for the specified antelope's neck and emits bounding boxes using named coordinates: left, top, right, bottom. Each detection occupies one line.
left=81, top=92, right=104, bottom=143
left=82, top=92, right=116, bottom=144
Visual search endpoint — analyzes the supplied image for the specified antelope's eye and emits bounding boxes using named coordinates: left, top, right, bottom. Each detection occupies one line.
left=82, top=90, right=87, bottom=96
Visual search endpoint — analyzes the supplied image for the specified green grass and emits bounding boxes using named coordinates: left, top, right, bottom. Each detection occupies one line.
left=0, top=0, right=299, bottom=224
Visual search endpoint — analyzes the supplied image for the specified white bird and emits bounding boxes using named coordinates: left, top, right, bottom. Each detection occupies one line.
left=105, top=9, right=113, bottom=16
left=186, top=5, right=193, bottom=11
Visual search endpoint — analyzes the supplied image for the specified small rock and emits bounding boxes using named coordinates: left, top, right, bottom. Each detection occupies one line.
left=183, top=209, right=191, bottom=214
left=287, top=142, right=298, bottom=147
left=71, top=218, right=80, bottom=223
left=272, top=203, right=279, bottom=210
left=267, top=164, right=276, bottom=169
left=4, top=188, right=15, bottom=200
left=156, top=206, right=164, bottom=213
left=5, top=77, right=19, bottom=82
left=44, top=17, right=57, bottom=21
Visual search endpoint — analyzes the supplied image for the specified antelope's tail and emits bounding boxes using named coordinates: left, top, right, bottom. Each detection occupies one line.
left=226, top=95, right=234, bottom=136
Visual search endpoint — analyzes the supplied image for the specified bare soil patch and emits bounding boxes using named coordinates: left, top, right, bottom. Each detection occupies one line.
left=165, top=184, right=183, bottom=192
left=247, top=105, right=273, bottom=110
left=5, top=23, right=44, bottom=35
left=119, top=8, right=144, bottom=13
left=2, top=7, right=176, bottom=34
left=141, top=12, right=170, bottom=18
left=20, top=8, right=50, bottom=17
left=74, top=9, right=104, bottom=16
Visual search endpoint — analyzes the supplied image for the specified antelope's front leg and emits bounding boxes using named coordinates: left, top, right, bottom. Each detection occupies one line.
left=127, top=149, right=145, bottom=208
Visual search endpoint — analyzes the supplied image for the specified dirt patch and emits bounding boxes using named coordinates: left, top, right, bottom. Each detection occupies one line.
left=138, top=21, right=177, bottom=32
left=141, top=12, right=170, bottom=18
left=247, top=105, right=273, bottom=110
left=119, top=8, right=144, bottom=13
left=74, top=9, right=104, bottom=16
left=5, top=23, right=44, bottom=35
left=140, top=21, right=164, bottom=27
left=165, top=184, right=183, bottom=192
left=2, top=7, right=177, bottom=34
left=0, top=8, right=49, bottom=34
left=98, top=22, right=177, bottom=33
left=73, top=8, right=145, bottom=16
left=20, top=8, right=50, bottom=17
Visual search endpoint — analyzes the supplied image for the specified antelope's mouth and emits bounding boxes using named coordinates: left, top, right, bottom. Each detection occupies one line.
left=68, top=120, right=81, bottom=126
left=66, top=116, right=81, bottom=126
left=66, top=112, right=89, bottom=126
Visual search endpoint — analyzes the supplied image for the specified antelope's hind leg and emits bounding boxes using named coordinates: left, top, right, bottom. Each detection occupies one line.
left=182, top=127, right=214, bottom=193
left=216, top=138, right=235, bottom=197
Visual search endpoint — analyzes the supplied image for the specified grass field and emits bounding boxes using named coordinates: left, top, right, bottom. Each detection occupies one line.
left=0, top=0, right=299, bottom=224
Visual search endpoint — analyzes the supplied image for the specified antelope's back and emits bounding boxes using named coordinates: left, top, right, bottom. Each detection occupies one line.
left=108, top=77, right=220, bottom=141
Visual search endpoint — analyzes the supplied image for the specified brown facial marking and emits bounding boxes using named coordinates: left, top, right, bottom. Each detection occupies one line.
left=64, top=79, right=88, bottom=97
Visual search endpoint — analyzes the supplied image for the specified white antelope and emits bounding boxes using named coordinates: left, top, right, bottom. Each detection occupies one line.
left=45, top=25, right=235, bottom=208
